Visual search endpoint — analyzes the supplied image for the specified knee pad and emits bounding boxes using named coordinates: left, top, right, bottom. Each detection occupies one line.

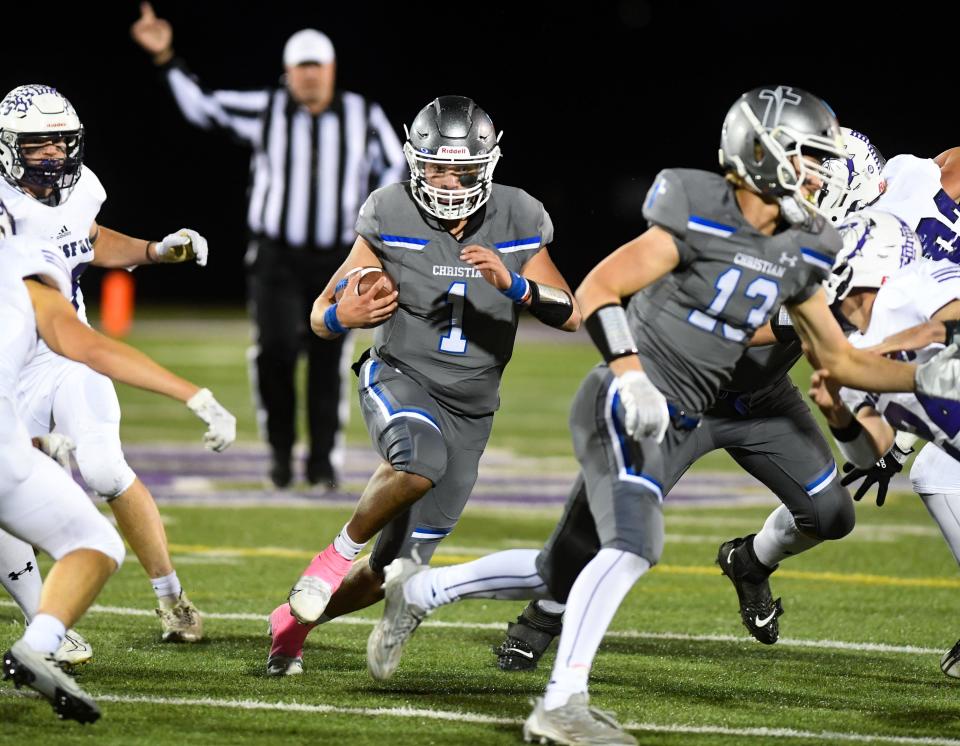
left=379, top=417, right=447, bottom=485
left=75, top=432, right=136, bottom=499
left=796, top=481, right=855, bottom=541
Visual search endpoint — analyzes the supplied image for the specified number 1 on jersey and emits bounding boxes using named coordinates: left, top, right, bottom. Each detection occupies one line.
left=439, top=281, right=468, bottom=354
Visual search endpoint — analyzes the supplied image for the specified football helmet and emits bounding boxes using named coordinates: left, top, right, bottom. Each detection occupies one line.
left=817, top=127, right=887, bottom=224
left=824, top=207, right=918, bottom=304
left=403, top=96, right=501, bottom=220
left=0, top=84, right=84, bottom=194
left=719, top=85, right=847, bottom=223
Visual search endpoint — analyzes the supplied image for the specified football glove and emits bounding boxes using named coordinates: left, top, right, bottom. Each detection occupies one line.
left=840, top=442, right=913, bottom=507
left=186, top=388, right=236, bottom=452
left=155, top=228, right=208, bottom=267
left=616, top=370, right=670, bottom=443
left=31, top=433, right=76, bottom=470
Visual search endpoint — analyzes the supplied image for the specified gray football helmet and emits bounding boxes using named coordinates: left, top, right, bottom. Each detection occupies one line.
left=719, top=85, right=847, bottom=223
left=403, top=96, right=501, bottom=220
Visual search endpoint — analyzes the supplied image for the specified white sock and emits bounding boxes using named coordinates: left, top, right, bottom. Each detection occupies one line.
left=752, top=505, right=821, bottom=568
left=0, top=532, right=42, bottom=623
left=22, top=613, right=66, bottom=655
left=920, top=493, right=960, bottom=566
left=404, top=549, right=546, bottom=611
left=151, top=571, right=183, bottom=602
left=544, top=548, right=650, bottom=710
left=537, top=600, right=566, bottom=615
left=333, top=524, right=366, bottom=561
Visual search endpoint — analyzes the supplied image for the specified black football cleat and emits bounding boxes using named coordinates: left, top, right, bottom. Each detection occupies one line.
left=717, top=535, right=783, bottom=645
left=495, top=601, right=564, bottom=671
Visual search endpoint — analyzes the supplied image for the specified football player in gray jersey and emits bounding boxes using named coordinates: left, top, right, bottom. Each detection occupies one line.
left=265, top=95, right=581, bottom=676
left=492, top=129, right=892, bottom=673
left=360, top=86, right=960, bottom=744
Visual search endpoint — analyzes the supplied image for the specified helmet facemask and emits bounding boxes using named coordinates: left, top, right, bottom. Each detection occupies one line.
left=4, top=130, right=84, bottom=191
left=404, top=140, right=500, bottom=220
left=403, top=96, right=502, bottom=221
left=817, top=128, right=887, bottom=225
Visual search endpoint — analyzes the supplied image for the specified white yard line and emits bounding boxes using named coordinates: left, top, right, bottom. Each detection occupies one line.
left=2, top=690, right=956, bottom=745
left=0, top=600, right=943, bottom=656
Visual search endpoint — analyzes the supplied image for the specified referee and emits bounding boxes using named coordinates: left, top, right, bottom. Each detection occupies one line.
left=132, top=4, right=405, bottom=489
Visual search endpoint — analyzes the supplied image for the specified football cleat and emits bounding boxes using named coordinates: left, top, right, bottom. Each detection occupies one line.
left=266, top=604, right=308, bottom=677
left=3, top=639, right=100, bottom=724
left=523, top=693, right=637, bottom=745
left=941, top=639, right=960, bottom=679
left=495, top=601, right=563, bottom=671
left=717, top=535, right=783, bottom=645
left=156, top=591, right=204, bottom=643
left=366, top=558, right=428, bottom=681
left=54, top=629, right=93, bottom=668
left=288, top=545, right=352, bottom=624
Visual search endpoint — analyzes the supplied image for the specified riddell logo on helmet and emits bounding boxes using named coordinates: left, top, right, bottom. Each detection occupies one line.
left=438, top=146, right=469, bottom=156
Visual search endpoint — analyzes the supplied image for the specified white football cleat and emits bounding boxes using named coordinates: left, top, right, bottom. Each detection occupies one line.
left=54, top=629, right=93, bottom=668
left=523, top=693, right=637, bottom=745
left=156, top=591, right=204, bottom=643
left=366, top=558, right=428, bottom=681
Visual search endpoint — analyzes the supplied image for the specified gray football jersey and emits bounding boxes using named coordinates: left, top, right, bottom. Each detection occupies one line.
left=629, top=168, right=841, bottom=413
left=356, top=182, right=554, bottom=415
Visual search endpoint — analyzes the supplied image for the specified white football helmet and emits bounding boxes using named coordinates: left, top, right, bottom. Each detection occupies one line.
left=824, top=208, right=918, bottom=304
left=403, top=96, right=501, bottom=220
left=0, top=84, right=84, bottom=194
left=817, top=127, right=886, bottom=225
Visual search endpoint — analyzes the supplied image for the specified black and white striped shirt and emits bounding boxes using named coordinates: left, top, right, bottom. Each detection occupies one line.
left=163, top=59, right=405, bottom=250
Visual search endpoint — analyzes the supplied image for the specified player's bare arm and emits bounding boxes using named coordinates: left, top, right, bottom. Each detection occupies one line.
left=865, top=299, right=960, bottom=356
left=309, top=236, right=396, bottom=339
left=89, top=221, right=209, bottom=268
left=577, top=225, right=680, bottom=376
left=460, top=244, right=581, bottom=332
left=26, top=278, right=235, bottom=451
left=808, top=370, right=894, bottom=457
left=788, top=288, right=919, bottom=392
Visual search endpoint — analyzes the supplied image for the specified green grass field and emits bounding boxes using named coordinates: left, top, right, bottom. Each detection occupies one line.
left=2, top=309, right=957, bottom=744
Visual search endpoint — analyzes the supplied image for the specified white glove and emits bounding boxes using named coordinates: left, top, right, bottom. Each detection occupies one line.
left=186, top=388, right=236, bottom=452
left=31, top=433, right=76, bottom=470
left=915, top=343, right=960, bottom=400
left=155, top=228, right=208, bottom=267
left=616, top=370, right=670, bottom=443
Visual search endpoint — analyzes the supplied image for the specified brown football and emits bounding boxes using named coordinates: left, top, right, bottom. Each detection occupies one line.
left=334, top=266, right=395, bottom=303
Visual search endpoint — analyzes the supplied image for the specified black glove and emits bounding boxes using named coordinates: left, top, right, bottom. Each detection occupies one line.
left=840, top=444, right=913, bottom=506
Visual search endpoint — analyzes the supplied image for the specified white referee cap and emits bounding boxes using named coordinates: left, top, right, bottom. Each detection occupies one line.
left=283, top=29, right=335, bottom=67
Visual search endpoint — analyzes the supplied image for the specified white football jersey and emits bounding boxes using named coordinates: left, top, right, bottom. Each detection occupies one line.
left=0, top=164, right=105, bottom=322
left=0, top=235, right=72, bottom=401
left=842, top=257, right=960, bottom=462
left=874, top=154, right=960, bottom=262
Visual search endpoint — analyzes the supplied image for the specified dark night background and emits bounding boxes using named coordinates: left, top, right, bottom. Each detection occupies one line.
left=2, top=2, right=953, bottom=307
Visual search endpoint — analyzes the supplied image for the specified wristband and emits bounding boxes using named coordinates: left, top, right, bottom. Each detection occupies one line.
left=501, top=271, right=530, bottom=303
left=323, top=303, right=347, bottom=335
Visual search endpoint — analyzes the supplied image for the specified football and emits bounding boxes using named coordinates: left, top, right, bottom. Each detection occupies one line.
left=334, top=266, right=395, bottom=303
